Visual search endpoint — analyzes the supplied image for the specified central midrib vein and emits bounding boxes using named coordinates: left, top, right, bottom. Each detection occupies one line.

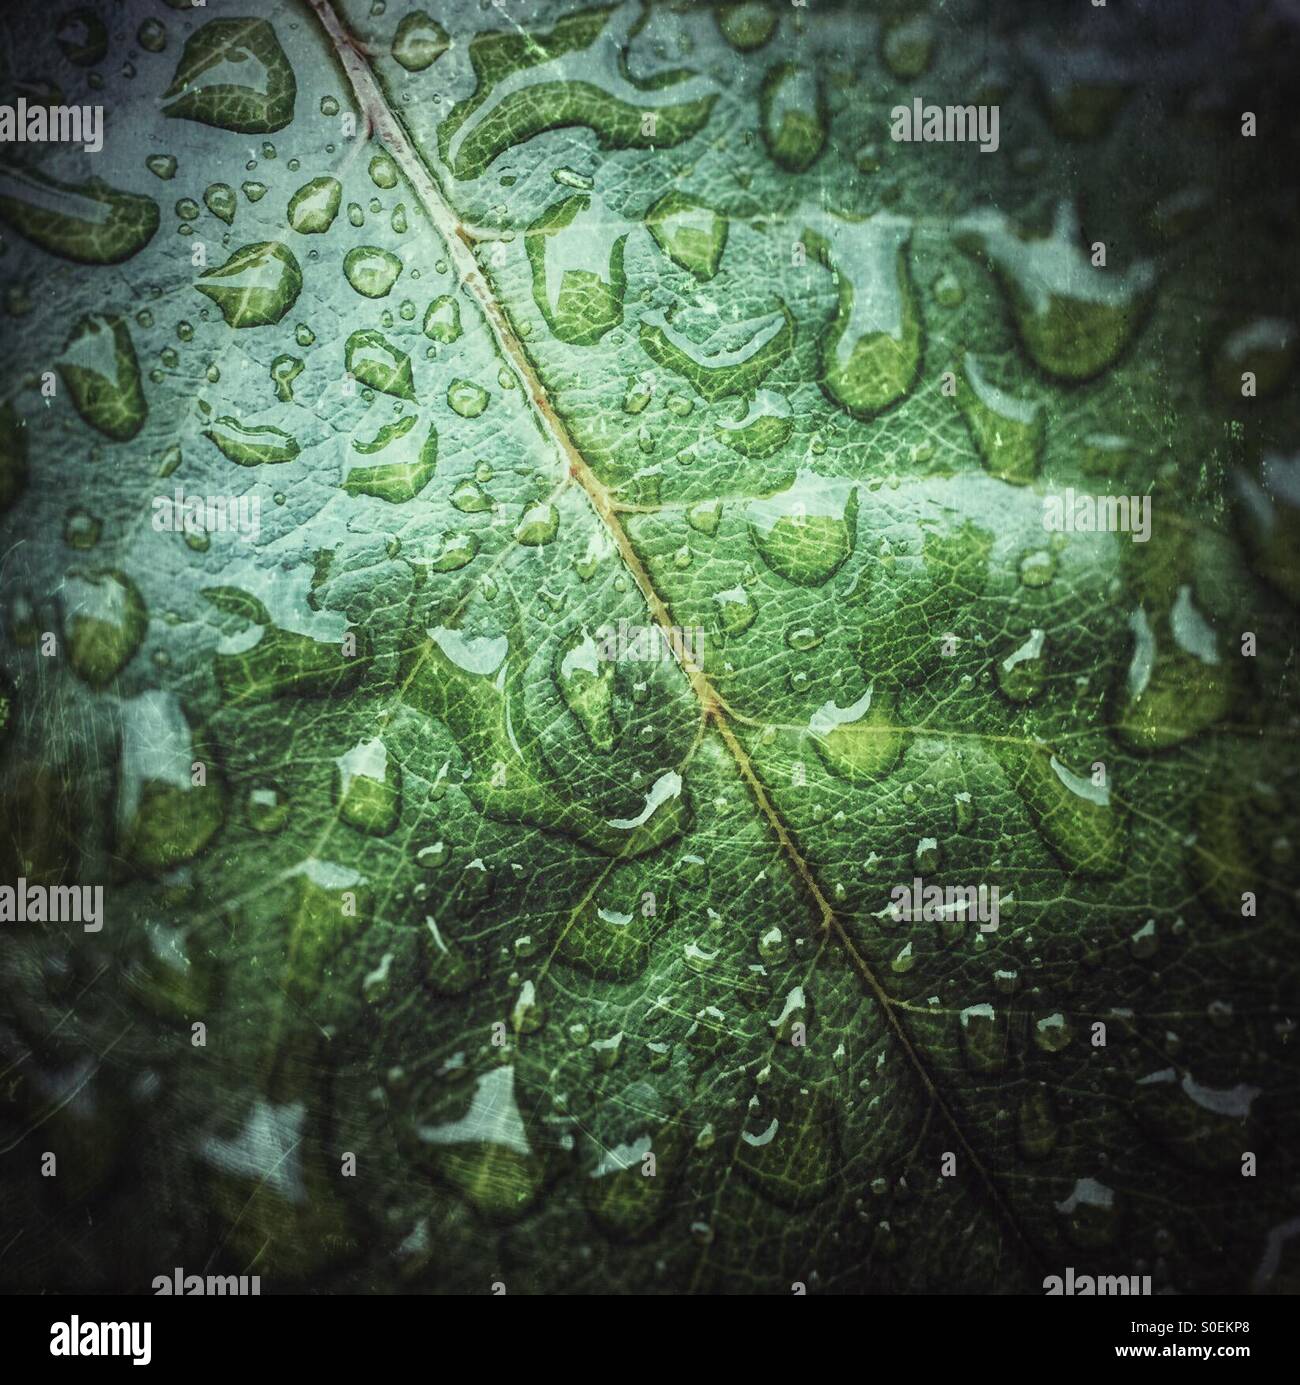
left=307, top=0, right=1038, bottom=1272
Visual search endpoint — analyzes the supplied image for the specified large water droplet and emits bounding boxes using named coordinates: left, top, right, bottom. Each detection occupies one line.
left=1116, top=590, right=1231, bottom=750
left=957, top=202, right=1155, bottom=380
left=163, top=18, right=296, bottom=133
left=760, top=63, right=825, bottom=171
left=344, top=416, right=435, bottom=502
left=334, top=737, right=401, bottom=836
left=402, top=622, right=688, bottom=857
left=1001, top=744, right=1127, bottom=877
left=287, top=176, right=341, bottom=234
left=645, top=190, right=727, bottom=280
left=556, top=900, right=651, bottom=980
left=115, top=690, right=224, bottom=870
left=809, top=683, right=903, bottom=781
left=748, top=469, right=856, bottom=586
left=437, top=7, right=715, bottom=180
left=801, top=210, right=921, bottom=418
left=1133, top=1067, right=1260, bottom=1171
left=345, top=329, right=415, bottom=400
left=0, top=166, right=159, bottom=264
left=526, top=194, right=627, bottom=345
left=556, top=628, right=614, bottom=751
left=392, top=11, right=449, bottom=71
left=204, top=416, right=299, bottom=465
left=447, top=378, right=489, bottom=417
left=59, top=314, right=147, bottom=441
left=1211, top=317, right=1294, bottom=401
left=196, top=241, right=302, bottom=327
left=737, top=1079, right=839, bottom=1208
left=1055, top=1177, right=1120, bottom=1249
left=714, top=390, right=792, bottom=458
left=640, top=301, right=793, bottom=401
left=62, top=568, right=147, bottom=688
left=344, top=245, right=403, bottom=298
left=514, top=501, right=558, bottom=546
left=996, top=628, right=1048, bottom=702
left=423, top=294, right=461, bottom=342
left=718, top=2, right=777, bottom=51
left=204, top=182, right=237, bottom=225
left=955, top=352, right=1044, bottom=484
left=417, top=1067, right=542, bottom=1219
left=959, top=1003, right=1005, bottom=1074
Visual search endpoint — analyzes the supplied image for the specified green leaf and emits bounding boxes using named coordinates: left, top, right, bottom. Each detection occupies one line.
left=1, top=0, right=1296, bottom=1298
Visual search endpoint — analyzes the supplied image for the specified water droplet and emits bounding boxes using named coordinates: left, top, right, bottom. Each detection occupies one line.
left=646, top=190, right=727, bottom=280
left=1017, top=1087, right=1058, bottom=1159
left=1055, top=1177, right=1120, bottom=1248
left=137, top=19, right=167, bottom=54
left=57, top=8, right=108, bottom=65
left=62, top=568, right=147, bottom=687
left=369, top=152, right=400, bottom=190
left=760, top=63, right=825, bottom=171
left=955, top=352, right=1044, bottom=484
left=0, top=166, right=160, bottom=264
left=115, top=690, right=225, bottom=870
left=422, top=295, right=461, bottom=342
left=932, top=269, right=964, bottom=307
left=881, top=15, right=934, bottom=78
left=59, top=314, right=147, bottom=441
left=270, top=354, right=303, bottom=403
left=334, top=737, right=401, bottom=836
left=1211, top=317, right=1294, bottom=401
left=1001, top=744, right=1127, bottom=877
left=514, top=502, right=558, bottom=546
left=748, top=470, right=856, bottom=586
left=451, top=479, right=494, bottom=513
left=809, top=684, right=903, bottom=781
left=344, top=245, right=403, bottom=298
left=714, top=389, right=792, bottom=457
left=203, top=416, right=299, bottom=466
left=687, top=498, right=722, bottom=535
left=1018, top=548, right=1057, bottom=587
left=63, top=508, right=101, bottom=549
left=417, top=1067, right=540, bottom=1217
left=997, top=627, right=1048, bottom=702
left=427, top=529, right=478, bottom=572
left=801, top=210, right=920, bottom=417
left=551, top=166, right=594, bottom=191
left=1033, top=1011, right=1073, bottom=1053
left=641, top=301, right=793, bottom=401
left=556, top=629, right=615, bottom=752
left=1133, top=1066, right=1259, bottom=1171
left=392, top=12, right=449, bottom=71
left=447, top=378, right=489, bottom=418
left=163, top=18, right=295, bottom=134
left=287, top=176, right=341, bottom=234
left=956, top=202, right=1155, bottom=380
left=345, top=329, right=415, bottom=400
left=959, top=1003, right=1005, bottom=1074
left=197, top=242, right=302, bottom=327
left=527, top=195, right=628, bottom=344
left=712, top=584, right=756, bottom=635
left=718, top=3, right=777, bottom=51
left=246, top=783, right=289, bottom=833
